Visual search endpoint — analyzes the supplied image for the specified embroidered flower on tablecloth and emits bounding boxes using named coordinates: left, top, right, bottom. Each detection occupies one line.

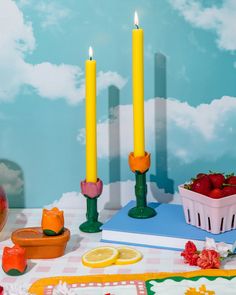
left=52, top=281, right=77, bottom=295
left=1, top=284, right=34, bottom=295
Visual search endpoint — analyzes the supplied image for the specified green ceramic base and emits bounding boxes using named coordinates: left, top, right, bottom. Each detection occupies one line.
left=43, top=227, right=64, bottom=236
left=128, top=206, right=157, bottom=219
left=3, top=266, right=27, bottom=276
left=79, top=220, right=103, bottom=233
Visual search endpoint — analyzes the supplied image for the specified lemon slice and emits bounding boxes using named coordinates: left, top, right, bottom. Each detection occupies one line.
left=82, top=246, right=119, bottom=268
left=115, top=247, right=142, bottom=265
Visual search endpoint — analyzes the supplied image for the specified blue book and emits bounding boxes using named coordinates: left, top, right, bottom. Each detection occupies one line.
left=101, top=201, right=236, bottom=251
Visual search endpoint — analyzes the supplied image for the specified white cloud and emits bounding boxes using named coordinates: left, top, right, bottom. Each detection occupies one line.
left=97, top=71, right=128, bottom=93
left=0, top=163, right=23, bottom=195
left=25, top=62, right=84, bottom=105
left=78, top=95, right=236, bottom=163
left=169, top=0, right=236, bottom=51
left=16, top=0, right=71, bottom=29
left=0, top=0, right=127, bottom=104
left=46, top=180, right=177, bottom=210
left=34, top=2, right=71, bottom=29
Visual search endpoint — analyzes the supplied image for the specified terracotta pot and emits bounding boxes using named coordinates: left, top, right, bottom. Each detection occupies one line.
left=11, top=227, right=70, bottom=259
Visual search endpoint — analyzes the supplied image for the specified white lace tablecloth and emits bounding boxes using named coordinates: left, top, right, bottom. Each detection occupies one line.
left=1, top=208, right=236, bottom=288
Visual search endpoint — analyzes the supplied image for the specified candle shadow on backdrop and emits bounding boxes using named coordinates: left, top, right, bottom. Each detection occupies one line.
left=0, top=159, right=27, bottom=242
left=65, top=234, right=83, bottom=254
left=150, top=52, right=174, bottom=202
left=104, top=85, right=122, bottom=210
left=0, top=159, right=25, bottom=208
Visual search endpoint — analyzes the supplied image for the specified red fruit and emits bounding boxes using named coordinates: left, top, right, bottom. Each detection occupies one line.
left=208, top=188, right=224, bottom=199
left=191, top=175, right=212, bottom=196
left=208, top=173, right=225, bottom=188
left=226, top=176, right=236, bottom=186
left=196, top=173, right=207, bottom=179
left=222, top=186, right=236, bottom=197
left=0, top=197, right=7, bottom=211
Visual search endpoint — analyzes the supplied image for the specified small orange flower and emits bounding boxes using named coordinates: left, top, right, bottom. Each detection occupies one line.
left=41, top=207, right=64, bottom=236
left=2, top=245, right=27, bottom=274
left=128, top=152, right=151, bottom=173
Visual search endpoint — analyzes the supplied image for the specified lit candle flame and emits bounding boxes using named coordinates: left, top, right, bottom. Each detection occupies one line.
left=134, top=11, right=139, bottom=28
left=89, top=46, right=93, bottom=60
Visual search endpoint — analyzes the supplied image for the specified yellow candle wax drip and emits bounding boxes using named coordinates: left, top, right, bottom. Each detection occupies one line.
left=132, top=27, right=145, bottom=157
left=85, top=58, right=97, bottom=183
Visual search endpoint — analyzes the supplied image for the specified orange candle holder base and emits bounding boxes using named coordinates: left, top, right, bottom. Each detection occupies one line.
left=11, top=227, right=70, bottom=259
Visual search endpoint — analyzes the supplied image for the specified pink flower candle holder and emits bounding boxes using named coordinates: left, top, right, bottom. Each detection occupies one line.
left=80, top=178, right=103, bottom=233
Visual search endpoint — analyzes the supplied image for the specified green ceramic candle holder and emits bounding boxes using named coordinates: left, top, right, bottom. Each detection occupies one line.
left=128, top=152, right=157, bottom=219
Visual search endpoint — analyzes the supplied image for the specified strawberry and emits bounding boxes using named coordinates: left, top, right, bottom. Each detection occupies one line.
left=197, top=173, right=206, bottom=178
left=208, top=188, right=224, bottom=199
left=208, top=173, right=225, bottom=188
left=196, top=173, right=207, bottom=179
left=222, top=186, right=236, bottom=197
left=191, top=175, right=212, bottom=196
left=0, top=197, right=7, bottom=211
left=226, top=175, right=236, bottom=186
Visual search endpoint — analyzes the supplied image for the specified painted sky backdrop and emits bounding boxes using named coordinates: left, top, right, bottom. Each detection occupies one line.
left=0, top=0, right=236, bottom=207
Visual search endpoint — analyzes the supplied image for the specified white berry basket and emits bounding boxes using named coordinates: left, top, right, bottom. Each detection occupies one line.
left=178, top=185, right=236, bottom=234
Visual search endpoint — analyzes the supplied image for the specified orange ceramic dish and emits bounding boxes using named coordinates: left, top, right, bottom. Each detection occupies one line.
left=41, top=207, right=64, bottom=236
left=11, top=227, right=70, bottom=259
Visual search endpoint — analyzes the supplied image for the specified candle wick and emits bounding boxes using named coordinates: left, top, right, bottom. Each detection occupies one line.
left=89, top=57, right=92, bottom=61
left=135, top=24, right=139, bottom=29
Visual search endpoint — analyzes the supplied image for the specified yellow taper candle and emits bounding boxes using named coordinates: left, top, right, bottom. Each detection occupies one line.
left=132, top=11, right=145, bottom=157
left=85, top=46, right=97, bottom=183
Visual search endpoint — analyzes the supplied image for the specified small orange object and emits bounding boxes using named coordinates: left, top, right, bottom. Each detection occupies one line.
left=128, top=152, right=151, bottom=173
left=185, top=284, right=215, bottom=295
left=41, top=207, right=64, bottom=236
left=11, top=227, right=70, bottom=259
left=2, top=245, right=27, bottom=275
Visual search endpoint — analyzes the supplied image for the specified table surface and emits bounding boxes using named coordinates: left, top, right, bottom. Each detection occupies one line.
left=1, top=208, right=236, bottom=288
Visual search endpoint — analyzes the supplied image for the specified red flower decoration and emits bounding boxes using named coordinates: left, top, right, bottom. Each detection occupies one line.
left=185, top=241, right=197, bottom=254
left=181, top=241, right=199, bottom=266
left=181, top=251, right=199, bottom=266
left=197, top=249, right=221, bottom=269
